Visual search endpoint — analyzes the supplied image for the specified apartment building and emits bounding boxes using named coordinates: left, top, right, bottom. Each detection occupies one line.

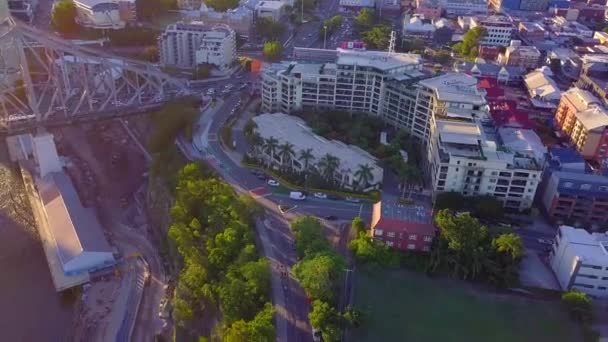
left=550, top=225, right=608, bottom=298
left=554, top=88, right=608, bottom=164
left=159, top=22, right=236, bottom=69
left=251, top=113, right=383, bottom=189
left=441, top=0, right=488, bottom=16
left=498, top=41, right=541, bottom=69
left=72, top=0, right=126, bottom=29
left=470, top=15, right=514, bottom=46
left=371, top=201, right=436, bottom=252
left=539, top=147, right=608, bottom=227
left=261, top=48, right=422, bottom=126
left=425, top=75, right=543, bottom=211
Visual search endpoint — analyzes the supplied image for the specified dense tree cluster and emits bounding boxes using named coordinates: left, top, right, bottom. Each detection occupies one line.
left=321, top=15, right=344, bottom=38
left=354, top=8, right=374, bottom=31
left=453, top=27, right=486, bottom=61
left=168, top=163, right=274, bottom=340
left=289, top=217, right=349, bottom=341
left=204, top=0, right=239, bottom=12
left=361, top=25, right=391, bottom=50
left=51, top=0, right=78, bottom=35
left=348, top=217, right=399, bottom=266
left=434, top=192, right=504, bottom=221
left=147, top=98, right=200, bottom=153
left=255, top=17, right=285, bottom=41
left=430, top=210, right=523, bottom=287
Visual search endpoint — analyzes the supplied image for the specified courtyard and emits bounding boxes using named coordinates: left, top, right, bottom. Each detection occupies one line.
left=353, top=269, right=581, bottom=342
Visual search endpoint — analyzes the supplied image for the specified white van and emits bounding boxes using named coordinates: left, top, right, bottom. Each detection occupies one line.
left=289, top=191, right=306, bottom=201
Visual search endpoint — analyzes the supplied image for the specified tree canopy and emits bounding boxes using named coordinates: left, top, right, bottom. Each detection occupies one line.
left=354, top=8, right=375, bottom=30
left=52, top=0, right=78, bottom=35
left=362, top=25, right=391, bottom=50
left=309, top=300, right=342, bottom=342
left=562, top=290, right=593, bottom=323
left=322, top=15, right=344, bottom=38
left=263, top=41, right=283, bottom=62
left=255, top=17, right=285, bottom=41
left=204, top=0, right=239, bottom=11
left=453, top=27, right=486, bottom=61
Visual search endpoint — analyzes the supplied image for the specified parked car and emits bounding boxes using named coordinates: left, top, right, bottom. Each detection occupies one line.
left=267, top=179, right=279, bottom=186
left=313, top=192, right=327, bottom=199
left=324, top=215, right=338, bottom=221
left=537, top=238, right=553, bottom=245
left=289, top=191, right=306, bottom=200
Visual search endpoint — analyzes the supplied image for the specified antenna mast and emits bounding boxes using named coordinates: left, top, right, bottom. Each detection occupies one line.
left=388, top=30, right=396, bottom=54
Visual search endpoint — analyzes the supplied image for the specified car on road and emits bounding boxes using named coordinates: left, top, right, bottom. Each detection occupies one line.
left=537, top=238, right=553, bottom=245
left=345, top=196, right=361, bottom=203
left=313, top=192, right=327, bottom=199
left=207, top=88, right=216, bottom=95
left=289, top=191, right=306, bottom=200
left=267, top=179, right=279, bottom=186
left=324, top=215, right=338, bottom=221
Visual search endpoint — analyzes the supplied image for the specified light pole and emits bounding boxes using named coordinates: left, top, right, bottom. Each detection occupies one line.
left=323, top=25, right=327, bottom=49
left=301, top=0, right=304, bottom=23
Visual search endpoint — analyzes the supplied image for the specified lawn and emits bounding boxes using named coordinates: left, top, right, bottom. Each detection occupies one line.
left=353, top=270, right=581, bottom=342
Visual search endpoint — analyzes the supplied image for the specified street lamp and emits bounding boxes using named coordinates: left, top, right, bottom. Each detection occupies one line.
left=323, top=25, right=327, bottom=49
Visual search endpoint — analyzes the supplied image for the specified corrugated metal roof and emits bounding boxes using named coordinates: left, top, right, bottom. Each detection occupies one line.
left=38, top=172, right=112, bottom=267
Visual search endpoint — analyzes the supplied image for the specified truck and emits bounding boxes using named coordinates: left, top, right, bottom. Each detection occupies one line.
left=289, top=191, right=306, bottom=201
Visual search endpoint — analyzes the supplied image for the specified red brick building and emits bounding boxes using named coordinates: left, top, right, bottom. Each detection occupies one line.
left=370, top=201, right=436, bottom=252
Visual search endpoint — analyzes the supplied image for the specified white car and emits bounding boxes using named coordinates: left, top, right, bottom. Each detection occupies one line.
left=537, top=238, right=553, bottom=245
left=267, top=179, right=279, bottom=187
left=313, top=192, right=327, bottom=199
left=289, top=191, right=306, bottom=200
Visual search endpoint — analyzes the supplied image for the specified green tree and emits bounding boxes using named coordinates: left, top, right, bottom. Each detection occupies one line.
left=322, top=15, right=344, bottom=37
left=136, top=0, right=164, bottom=20
left=172, top=295, right=194, bottom=326
left=348, top=232, right=399, bottom=266
left=317, top=153, right=340, bottom=184
left=290, top=216, right=330, bottom=257
left=256, top=17, right=285, bottom=40
left=193, top=63, right=212, bottom=80
left=263, top=136, right=279, bottom=165
left=561, top=290, right=593, bottom=323
left=454, top=27, right=486, bottom=61
left=434, top=192, right=466, bottom=211
left=263, top=41, right=283, bottom=62
left=141, top=46, right=159, bottom=62
left=354, top=8, right=375, bottom=30
left=278, top=142, right=296, bottom=169
left=222, top=303, right=275, bottom=341
left=293, top=0, right=316, bottom=13
left=401, top=38, right=425, bottom=52
left=362, top=25, right=391, bottom=50
left=433, top=50, right=451, bottom=64
left=298, top=148, right=315, bottom=173
left=351, top=217, right=366, bottom=234
left=309, top=300, right=342, bottom=342
left=343, top=306, right=363, bottom=328
left=52, top=0, right=78, bottom=35
left=292, top=253, right=345, bottom=303
left=492, top=233, right=523, bottom=261
left=205, top=0, right=239, bottom=11
left=354, top=163, right=374, bottom=190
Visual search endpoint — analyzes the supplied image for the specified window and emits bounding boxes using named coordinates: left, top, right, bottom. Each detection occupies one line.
left=407, top=244, right=416, bottom=250
left=423, top=246, right=430, bottom=252
left=578, top=274, right=598, bottom=279
left=387, top=231, right=395, bottom=238
left=386, top=241, right=394, bottom=247
left=581, top=264, right=602, bottom=270
left=409, top=234, right=418, bottom=240
left=599, top=186, right=608, bottom=192
left=423, top=235, right=433, bottom=242
left=563, top=182, right=573, bottom=188
left=599, top=286, right=607, bottom=290
left=573, top=283, right=594, bottom=289
left=374, top=229, right=383, bottom=236
left=580, top=184, right=591, bottom=190
left=490, top=178, right=496, bottom=183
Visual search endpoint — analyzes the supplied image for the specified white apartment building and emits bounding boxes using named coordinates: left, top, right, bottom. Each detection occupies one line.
left=470, top=15, right=514, bottom=46
left=73, top=0, right=126, bottom=29
left=339, top=0, right=375, bottom=7
left=550, top=225, right=608, bottom=298
left=255, top=0, right=285, bottom=21
left=251, top=113, right=384, bottom=189
left=424, top=74, right=543, bottom=211
left=159, top=22, right=236, bottom=69
left=441, top=0, right=488, bottom=16
left=261, top=48, right=422, bottom=127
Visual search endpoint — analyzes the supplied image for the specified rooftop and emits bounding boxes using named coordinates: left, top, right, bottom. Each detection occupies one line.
left=558, top=226, right=608, bottom=264
left=252, top=113, right=382, bottom=174
left=256, top=0, right=284, bottom=9
left=497, top=127, right=546, bottom=161
left=336, top=48, right=421, bottom=71
left=38, top=172, right=113, bottom=268
left=437, top=120, right=482, bottom=145
left=373, top=201, right=435, bottom=235
left=574, top=106, right=608, bottom=131
left=561, top=87, right=600, bottom=112
left=419, top=73, right=487, bottom=105
left=524, top=68, right=560, bottom=100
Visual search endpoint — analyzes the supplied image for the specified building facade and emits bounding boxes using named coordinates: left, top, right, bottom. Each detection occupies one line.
left=159, top=22, right=236, bottom=70
left=371, top=201, right=436, bottom=252
left=550, top=225, right=608, bottom=298
left=251, top=113, right=384, bottom=189
left=72, top=0, right=126, bottom=29
left=441, top=0, right=488, bottom=16
left=471, top=15, right=515, bottom=46
left=554, top=88, right=608, bottom=163
left=499, top=41, right=541, bottom=69
left=540, top=147, right=608, bottom=227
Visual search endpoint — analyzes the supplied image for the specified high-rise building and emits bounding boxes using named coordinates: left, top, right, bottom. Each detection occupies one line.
left=158, top=22, right=236, bottom=69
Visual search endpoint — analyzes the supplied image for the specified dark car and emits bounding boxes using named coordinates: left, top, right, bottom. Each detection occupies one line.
left=324, top=215, right=338, bottom=221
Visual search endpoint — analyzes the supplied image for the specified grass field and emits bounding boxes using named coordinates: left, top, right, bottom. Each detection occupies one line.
left=353, top=270, right=581, bottom=342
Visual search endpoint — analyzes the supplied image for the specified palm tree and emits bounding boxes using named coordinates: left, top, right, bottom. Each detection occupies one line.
left=249, top=132, right=264, bottom=158
left=263, top=136, right=279, bottom=166
left=278, top=142, right=296, bottom=169
left=317, top=154, right=340, bottom=184
left=298, top=148, right=315, bottom=173
left=492, top=233, right=524, bottom=261
left=354, top=163, right=374, bottom=190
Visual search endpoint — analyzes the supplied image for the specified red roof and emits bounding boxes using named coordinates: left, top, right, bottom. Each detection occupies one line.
left=489, top=100, right=532, bottom=129
left=374, top=218, right=436, bottom=235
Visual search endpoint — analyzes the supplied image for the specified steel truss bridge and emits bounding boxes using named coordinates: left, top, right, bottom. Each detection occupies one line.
left=0, top=17, right=190, bottom=133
